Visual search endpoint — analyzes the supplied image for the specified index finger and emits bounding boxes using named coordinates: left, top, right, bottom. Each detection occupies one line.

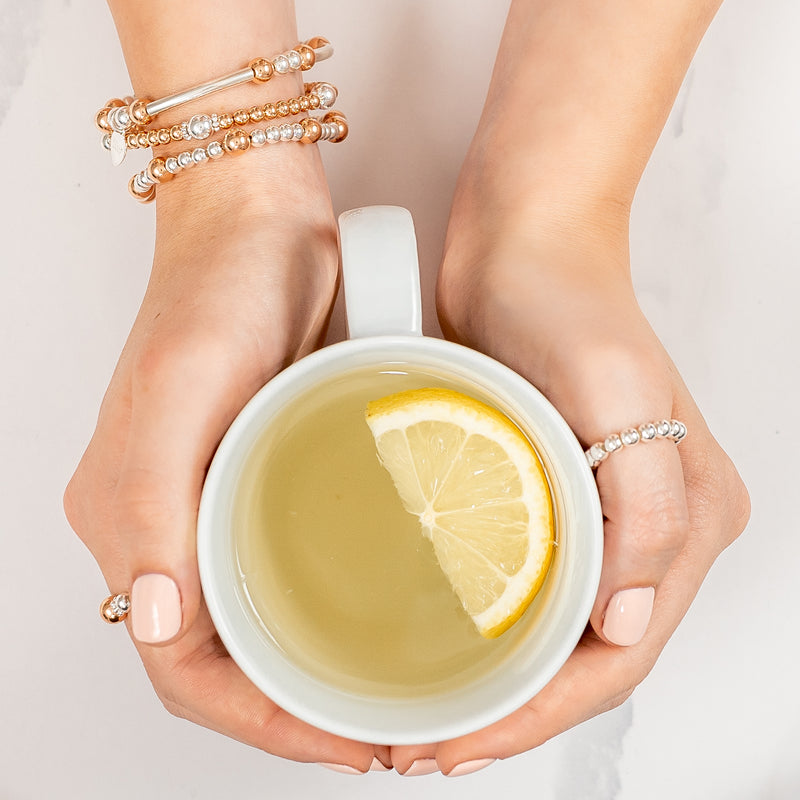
left=592, top=434, right=689, bottom=645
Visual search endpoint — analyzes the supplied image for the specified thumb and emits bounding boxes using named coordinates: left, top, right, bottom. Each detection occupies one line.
left=113, top=337, right=258, bottom=645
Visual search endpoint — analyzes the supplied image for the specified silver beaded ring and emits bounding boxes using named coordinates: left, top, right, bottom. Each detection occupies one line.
left=585, top=419, right=687, bottom=469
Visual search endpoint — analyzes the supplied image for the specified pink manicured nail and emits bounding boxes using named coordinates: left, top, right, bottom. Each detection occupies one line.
left=603, top=586, right=655, bottom=646
left=369, top=757, right=391, bottom=772
left=446, top=758, right=496, bottom=777
left=131, top=574, right=182, bottom=644
left=402, top=758, right=439, bottom=776
left=318, top=763, right=363, bottom=775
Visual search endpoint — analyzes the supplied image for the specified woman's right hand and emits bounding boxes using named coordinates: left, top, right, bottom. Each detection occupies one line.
left=64, top=148, right=384, bottom=772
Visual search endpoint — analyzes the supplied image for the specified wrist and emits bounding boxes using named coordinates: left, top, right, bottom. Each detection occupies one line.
left=444, top=138, right=634, bottom=290
left=152, top=139, right=331, bottom=217
left=148, top=143, right=338, bottom=312
left=107, top=0, right=300, bottom=101
left=471, top=0, right=724, bottom=217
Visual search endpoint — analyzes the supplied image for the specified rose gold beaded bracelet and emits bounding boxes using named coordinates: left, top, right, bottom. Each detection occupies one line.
left=103, top=82, right=338, bottom=165
left=128, top=112, right=348, bottom=203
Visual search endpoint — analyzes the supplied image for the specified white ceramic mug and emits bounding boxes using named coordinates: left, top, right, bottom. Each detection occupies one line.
left=197, top=206, right=603, bottom=745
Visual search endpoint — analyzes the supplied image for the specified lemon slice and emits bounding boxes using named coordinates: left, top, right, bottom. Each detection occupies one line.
left=365, top=387, right=554, bottom=638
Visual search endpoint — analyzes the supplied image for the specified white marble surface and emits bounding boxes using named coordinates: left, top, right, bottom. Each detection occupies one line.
left=2, top=1, right=799, bottom=797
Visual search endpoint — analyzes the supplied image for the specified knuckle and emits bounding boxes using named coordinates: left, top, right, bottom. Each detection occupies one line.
left=160, top=694, right=191, bottom=722
left=112, top=470, right=180, bottom=538
left=131, top=328, right=248, bottom=406
left=730, top=478, right=752, bottom=539
left=599, top=684, right=636, bottom=715
left=139, top=651, right=192, bottom=720
left=132, top=333, right=204, bottom=392
left=148, top=646, right=226, bottom=726
left=720, top=458, right=751, bottom=539
left=606, top=649, right=660, bottom=711
left=151, top=674, right=193, bottom=722
left=574, top=339, right=671, bottom=400
left=687, top=445, right=751, bottom=547
left=63, top=458, right=108, bottom=547
left=64, top=456, right=127, bottom=572
left=63, top=471, right=85, bottom=535
left=132, top=319, right=239, bottom=387
left=629, top=489, right=690, bottom=559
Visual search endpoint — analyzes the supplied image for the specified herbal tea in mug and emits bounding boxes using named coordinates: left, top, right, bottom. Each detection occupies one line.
left=233, top=363, right=554, bottom=698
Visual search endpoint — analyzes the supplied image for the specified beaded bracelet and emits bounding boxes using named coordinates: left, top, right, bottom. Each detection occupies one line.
left=95, top=36, right=332, bottom=139
left=128, top=112, right=348, bottom=203
left=102, top=82, right=338, bottom=165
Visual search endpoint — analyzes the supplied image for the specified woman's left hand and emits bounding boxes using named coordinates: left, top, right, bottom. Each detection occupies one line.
left=390, top=201, right=750, bottom=777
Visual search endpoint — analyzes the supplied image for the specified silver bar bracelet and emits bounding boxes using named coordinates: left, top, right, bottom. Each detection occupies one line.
left=144, top=39, right=334, bottom=119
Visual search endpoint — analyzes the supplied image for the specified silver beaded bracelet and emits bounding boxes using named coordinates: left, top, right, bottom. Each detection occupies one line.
left=585, top=419, right=687, bottom=469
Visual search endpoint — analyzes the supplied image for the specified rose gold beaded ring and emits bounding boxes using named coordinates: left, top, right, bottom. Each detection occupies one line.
left=100, top=593, right=130, bottom=623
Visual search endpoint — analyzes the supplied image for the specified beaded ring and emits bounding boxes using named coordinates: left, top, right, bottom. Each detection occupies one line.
left=100, top=593, right=131, bottom=624
left=584, top=419, right=687, bottom=469
left=128, top=112, right=348, bottom=203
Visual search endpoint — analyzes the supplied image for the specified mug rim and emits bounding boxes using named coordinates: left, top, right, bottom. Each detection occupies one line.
left=197, top=334, right=603, bottom=744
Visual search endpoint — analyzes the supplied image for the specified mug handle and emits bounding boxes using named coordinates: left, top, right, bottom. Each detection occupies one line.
left=338, top=206, right=423, bottom=339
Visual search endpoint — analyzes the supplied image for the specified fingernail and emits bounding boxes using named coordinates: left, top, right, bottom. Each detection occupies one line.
left=401, top=758, right=439, bottom=776
left=603, top=586, right=655, bottom=646
left=369, top=757, right=391, bottom=772
left=446, top=758, right=496, bottom=777
left=318, top=763, right=364, bottom=775
left=131, top=573, right=182, bottom=644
